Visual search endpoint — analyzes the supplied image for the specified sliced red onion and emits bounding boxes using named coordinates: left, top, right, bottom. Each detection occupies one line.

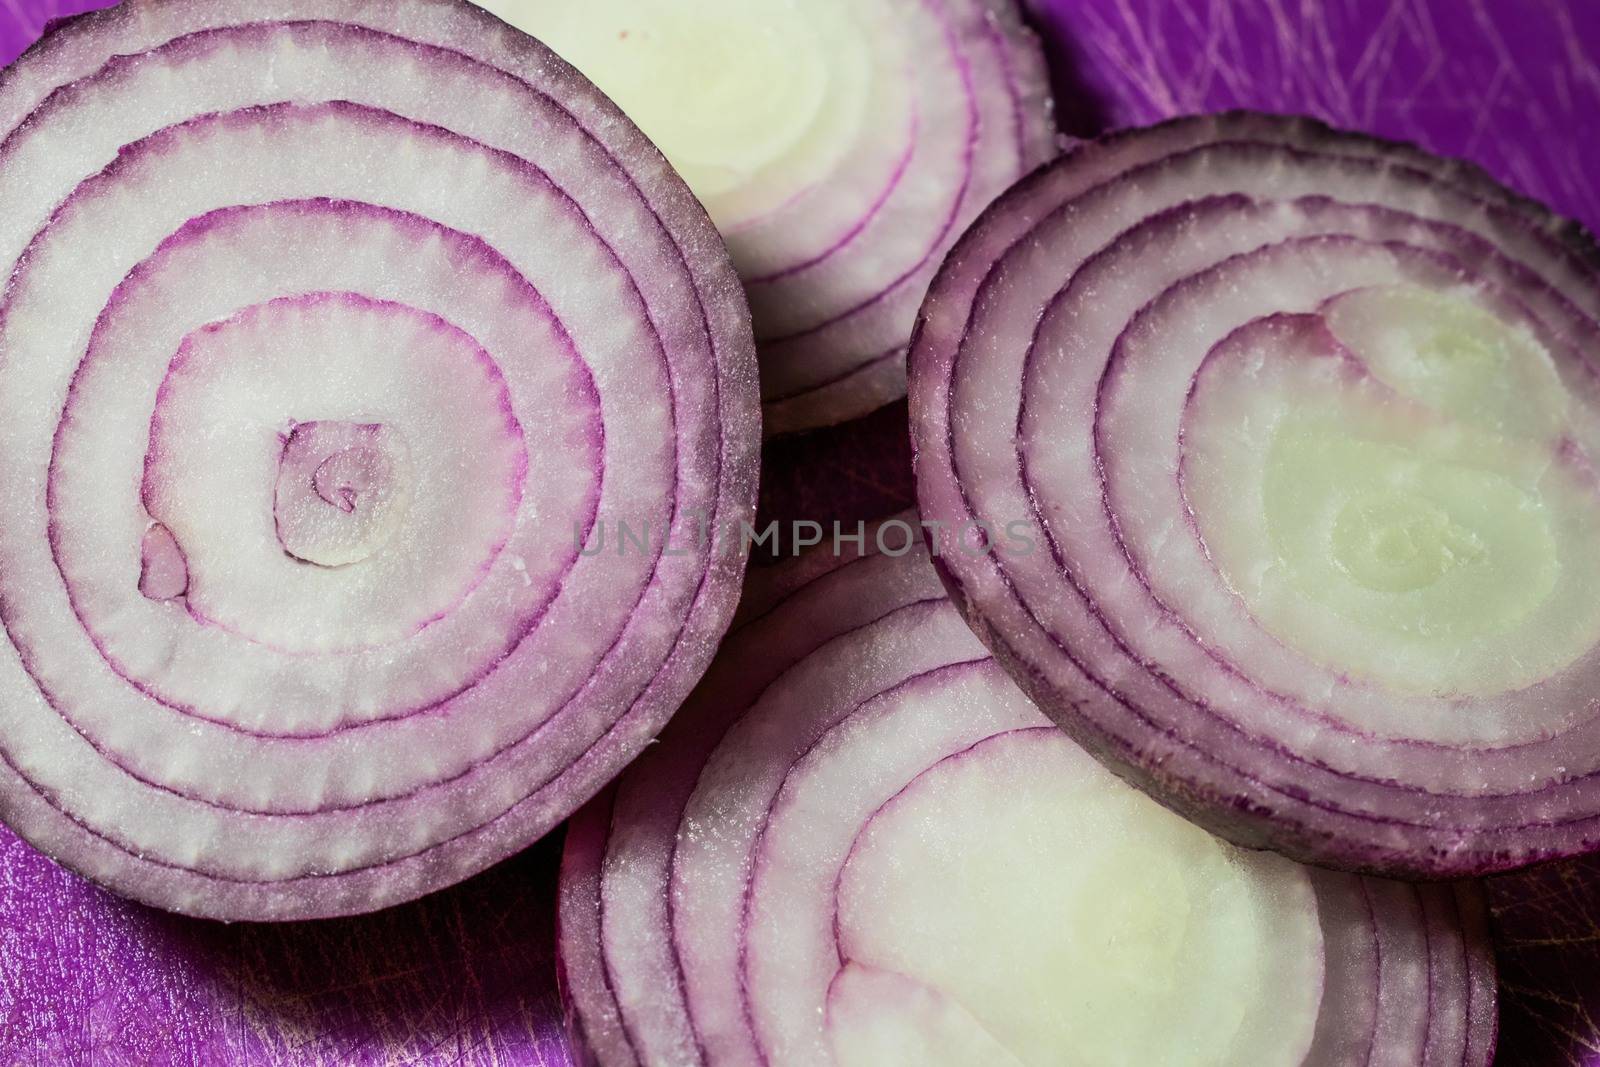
left=0, top=0, right=759, bottom=920
left=557, top=529, right=1497, bottom=1066
left=909, top=110, right=1600, bottom=879
left=474, top=0, right=1057, bottom=434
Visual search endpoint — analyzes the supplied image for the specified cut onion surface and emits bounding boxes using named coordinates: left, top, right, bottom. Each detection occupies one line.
left=909, top=110, right=1600, bottom=879
left=0, top=0, right=759, bottom=921
left=557, top=526, right=1497, bottom=1067
left=472, top=0, right=1057, bottom=434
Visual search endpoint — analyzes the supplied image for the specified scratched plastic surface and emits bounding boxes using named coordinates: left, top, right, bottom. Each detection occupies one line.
left=2, top=0, right=1599, bottom=1064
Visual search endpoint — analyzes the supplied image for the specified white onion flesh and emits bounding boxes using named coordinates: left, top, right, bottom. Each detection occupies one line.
left=473, top=0, right=1058, bottom=433
left=909, top=111, right=1600, bottom=878
left=0, top=0, right=759, bottom=920
left=557, top=527, right=1498, bottom=1067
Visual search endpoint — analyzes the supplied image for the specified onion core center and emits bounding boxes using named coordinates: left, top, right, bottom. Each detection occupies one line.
left=276, top=420, right=413, bottom=569
left=1185, top=286, right=1600, bottom=696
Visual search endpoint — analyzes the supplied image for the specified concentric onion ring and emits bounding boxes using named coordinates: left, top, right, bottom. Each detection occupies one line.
left=0, top=0, right=758, bottom=920
left=909, top=110, right=1600, bottom=878
left=475, top=0, right=1057, bottom=434
left=557, top=525, right=1497, bottom=1067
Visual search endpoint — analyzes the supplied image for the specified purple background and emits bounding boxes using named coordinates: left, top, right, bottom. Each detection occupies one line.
left=3, top=0, right=1599, bottom=1063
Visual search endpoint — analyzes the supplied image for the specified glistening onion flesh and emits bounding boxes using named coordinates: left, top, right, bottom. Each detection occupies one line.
left=909, top=110, right=1600, bottom=879
left=557, top=526, right=1497, bottom=1067
left=0, top=0, right=758, bottom=921
left=473, top=0, right=1057, bottom=434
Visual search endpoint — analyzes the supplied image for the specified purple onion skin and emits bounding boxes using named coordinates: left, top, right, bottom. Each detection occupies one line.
left=2, top=0, right=1596, bottom=1063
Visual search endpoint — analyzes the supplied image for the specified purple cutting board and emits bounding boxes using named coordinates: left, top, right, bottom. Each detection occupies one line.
left=2, top=1, right=1598, bottom=1064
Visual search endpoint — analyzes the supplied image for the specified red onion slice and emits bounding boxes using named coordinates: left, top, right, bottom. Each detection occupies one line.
left=474, top=0, right=1057, bottom=433
left=910, top=111, right=1600, bottom=879
left=0, top=0, right=759, bottom=920
left=557, top=528, right=1497, bottom=1066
